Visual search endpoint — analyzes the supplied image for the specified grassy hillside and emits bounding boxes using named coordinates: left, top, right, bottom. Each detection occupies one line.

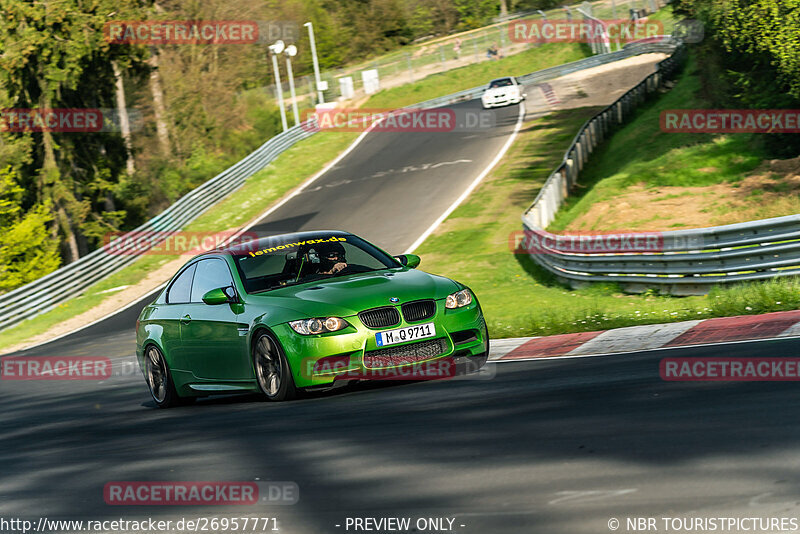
left=548, top=55, right=776, bottom=232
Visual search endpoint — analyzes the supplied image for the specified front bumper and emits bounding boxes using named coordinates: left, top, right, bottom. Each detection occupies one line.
left=482, top=93, right=523, bottom=108
left=277, top=298, right=488, bottom=388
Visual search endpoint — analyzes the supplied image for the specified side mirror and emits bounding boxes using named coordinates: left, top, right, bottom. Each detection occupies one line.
left=395, top=254, right=421, bottom=269
left=202, top=287, right=237, bottom=305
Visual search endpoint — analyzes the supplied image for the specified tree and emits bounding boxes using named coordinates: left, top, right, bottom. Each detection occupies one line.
left=0, top=0, right=144, bottom=263
left=0, top=166, right=60, bottom=292
left=672, top=0, right=800, bottom=156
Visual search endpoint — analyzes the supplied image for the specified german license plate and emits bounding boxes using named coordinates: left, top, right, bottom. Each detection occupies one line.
left=375, top=323, right=436, bottom=347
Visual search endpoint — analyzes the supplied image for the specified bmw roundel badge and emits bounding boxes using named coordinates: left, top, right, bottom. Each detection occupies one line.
left=389, top=297, right=400, bottom=303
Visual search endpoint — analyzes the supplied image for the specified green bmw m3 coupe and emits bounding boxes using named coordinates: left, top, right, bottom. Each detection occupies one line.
left=136, top=230, right=489, bottom=407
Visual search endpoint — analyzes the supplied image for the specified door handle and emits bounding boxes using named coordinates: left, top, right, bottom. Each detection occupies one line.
left=180, top=314, right=191, bottom=325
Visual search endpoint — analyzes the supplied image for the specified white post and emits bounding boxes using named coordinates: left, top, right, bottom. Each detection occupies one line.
left=285, top=57, right=300, bottom=127
left=271, top=52, right=288, bottom=132
left=304, top=22, right=324, bottom=105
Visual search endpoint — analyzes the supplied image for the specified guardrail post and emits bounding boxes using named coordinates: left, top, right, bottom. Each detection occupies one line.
left=598, top=111, right=608, bottom=143
left=585, top=132, right=592, bottom=159
left=546, top=184, right=558, bottom=225
left=540, top=190, right=551, bottom=227
left=530, top=206, right=541, bottom=229
left=566, top=158, right=576, bottom=187
left=584, top=128, right=592, bottom=154
left=557, top=172, right=568, bottom=200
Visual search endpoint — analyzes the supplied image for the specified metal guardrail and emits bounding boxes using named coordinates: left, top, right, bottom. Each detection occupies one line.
left=0, top=40, right=681, bottom=331
left=520, top=42, right=800, bottom=295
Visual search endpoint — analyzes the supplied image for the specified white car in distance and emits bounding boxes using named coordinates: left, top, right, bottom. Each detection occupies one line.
left=481, top=77, right=526, bottom=109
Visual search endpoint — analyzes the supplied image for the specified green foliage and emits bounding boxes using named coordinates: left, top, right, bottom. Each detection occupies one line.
left=0, top=167, right=60, bottom=291
left=671, top=0, right=800, bottom=157
left=453, top=0, right=500, bottom=30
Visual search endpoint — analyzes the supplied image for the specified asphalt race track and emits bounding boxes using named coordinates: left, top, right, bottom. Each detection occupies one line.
left=4, top=338, right=800, bottom=533
left=4, top=97, right=800, bottom=533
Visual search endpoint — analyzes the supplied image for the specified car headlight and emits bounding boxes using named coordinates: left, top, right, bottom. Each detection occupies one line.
left=445, top=289, right=473, bottom=309
left=289, top=317, right=349, bottom=335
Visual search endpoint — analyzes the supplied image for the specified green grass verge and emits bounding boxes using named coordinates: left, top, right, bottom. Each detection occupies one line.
left=416, top=107, right=800, bottom=339
left=0, top=131, right=359, bottom=352
left=364, top=43, right=592, bottom=109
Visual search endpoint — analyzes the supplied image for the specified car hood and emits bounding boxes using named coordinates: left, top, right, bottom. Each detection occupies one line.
left=484, top=87, right=514, bottom=97
left=246, top=268, right=461, bottom=319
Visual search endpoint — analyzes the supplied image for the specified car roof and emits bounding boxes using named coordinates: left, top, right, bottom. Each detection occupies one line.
left=489, top=77, right=514, bottom=83
left=215, top=230, right=352, bottom=256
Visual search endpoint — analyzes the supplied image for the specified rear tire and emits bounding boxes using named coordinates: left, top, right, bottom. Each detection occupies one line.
left=253, top=332, right=297, bottom=402
left=144, top=345, right=180, bottom=409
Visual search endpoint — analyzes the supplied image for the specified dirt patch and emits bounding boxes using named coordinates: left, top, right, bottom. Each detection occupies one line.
left=552, top=53, right=667, bottom=109
left=522, top=53, right=667, bottom=115
left=566, top=156, right=800, bottom=232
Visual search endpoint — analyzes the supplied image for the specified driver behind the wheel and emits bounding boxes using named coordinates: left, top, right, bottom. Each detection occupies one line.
left=313, top=241, right=348, bottom=275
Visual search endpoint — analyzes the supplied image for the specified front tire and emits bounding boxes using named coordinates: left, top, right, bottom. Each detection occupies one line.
left=144, top=345, right=180, bottom=409
left=253, top=332, right=297, bottom=402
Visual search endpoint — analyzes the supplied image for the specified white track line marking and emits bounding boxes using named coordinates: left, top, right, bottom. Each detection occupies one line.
left=488, top=337, right=533, bottom=360
left=566, top=320, right=703, bottom=356
left=776, top=321, right=800, bottom=338
left=228, top=122, right=381, bottom=242
left=404, top=102, right=526, bottom=254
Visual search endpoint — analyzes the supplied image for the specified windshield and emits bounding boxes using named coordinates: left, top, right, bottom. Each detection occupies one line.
left=233, top=234, right=399, bottom=293
left=489, top=78, right=513, bottom=88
